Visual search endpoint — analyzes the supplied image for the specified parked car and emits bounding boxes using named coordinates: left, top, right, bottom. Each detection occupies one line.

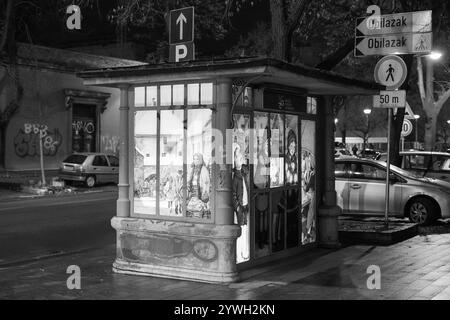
left=59, top=153, right=119, bottom=187
left=378, top=151, right=450, bottom=182
left=358, top=148, right=381, bottom=159
left=334, top=148, right=355, bottom=159
left=335, top=158, right=450, bottom=225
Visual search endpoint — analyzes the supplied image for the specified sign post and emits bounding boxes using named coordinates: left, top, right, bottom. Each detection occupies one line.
left=168, top=7, right=195, bottom=63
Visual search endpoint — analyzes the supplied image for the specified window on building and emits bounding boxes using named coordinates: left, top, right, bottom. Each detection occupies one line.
left=133, top=83, right=213, bottom=221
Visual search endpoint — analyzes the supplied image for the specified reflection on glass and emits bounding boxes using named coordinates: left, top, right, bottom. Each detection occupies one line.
left=160, top=110, right=184, bottom=216
left=270, top=114, right=284, bottom=187
left=187, top=109, right=212, bottom=220
left=301, top=120, right=316, bottom=244
left=254, top=112, right=269, bottom=189
left=173, top=84, right=184, bottom=105
left=160, top=85, right=172, bottom=106
left=285, top=115, right=299, bottom=185
left=146, top=86, right=157, bottom=106
left=243, top=87, right=252, bottom=107
left=286, top=189, right=300, bottom=248
left=233, top=114, right=250, bottom=263
left=188, top=83, right=200, bottom=105
left=271, top=191, right=285, bottom=252
left=134, top=111, right=157, bottom=215
left=307, top=97, right=317, bottom=114
left=255, top=193, right=270, bottom=258
left=201, top=83, right=213, bottom=105
left=135, top=87, right=146, bottom=107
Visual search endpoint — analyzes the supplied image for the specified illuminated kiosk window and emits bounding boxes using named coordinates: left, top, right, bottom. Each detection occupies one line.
left=133, top=83, right=213, bottom=221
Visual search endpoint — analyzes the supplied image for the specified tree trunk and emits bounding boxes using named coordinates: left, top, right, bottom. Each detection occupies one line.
left=270, top=0, right=288, bottom=61
left=389, top=108, right=405, bottom=167
left=424, top=111, right=437, bottom=151
left=0, top=125, right=6, bottom=168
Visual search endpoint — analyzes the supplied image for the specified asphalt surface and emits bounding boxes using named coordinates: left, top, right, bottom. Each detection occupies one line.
left=0, top=191, right=117, bottom=266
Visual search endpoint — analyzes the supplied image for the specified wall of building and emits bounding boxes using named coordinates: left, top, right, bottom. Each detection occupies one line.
left=2, top=65, right=120, bottom=171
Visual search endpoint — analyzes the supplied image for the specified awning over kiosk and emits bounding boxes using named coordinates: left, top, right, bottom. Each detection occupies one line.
left=78, top=57, right=381, bottom=283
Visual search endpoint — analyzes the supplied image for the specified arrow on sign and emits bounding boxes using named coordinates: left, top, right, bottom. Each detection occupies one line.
left=177, top=13, right=187, bottom=41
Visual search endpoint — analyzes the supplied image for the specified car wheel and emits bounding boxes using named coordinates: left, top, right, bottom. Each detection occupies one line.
left=407, top=197, right=436, bottom=225
left=85, top=175, right=96, bottom=188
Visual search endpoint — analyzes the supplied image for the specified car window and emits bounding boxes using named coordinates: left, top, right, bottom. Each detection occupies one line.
left=350, top=163, right=386, bottom=180
left=108, top=156, right=119, bottom=167
left=405, top=155, right=429, bottom=170
left=63, top=154, right=87, bottom=164
left=92, top=155, right=109, bottom=167
left=431, top=155, right=450, bottom=171
left=335, top=162, right=348, bottom=178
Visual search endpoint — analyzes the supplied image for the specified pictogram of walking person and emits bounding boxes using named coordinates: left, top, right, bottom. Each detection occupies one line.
left=386, top=64, right=395, bottom=83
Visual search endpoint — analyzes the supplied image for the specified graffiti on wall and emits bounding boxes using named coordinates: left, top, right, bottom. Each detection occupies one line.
left=102, top=134, right=120, bottom=155
left=72, top=120, right=95, bottom=134
left=14, top=123, right=62, bottom=157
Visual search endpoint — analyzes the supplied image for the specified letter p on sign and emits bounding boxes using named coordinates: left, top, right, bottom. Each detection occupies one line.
left=169, top=42, right=194, bottom=63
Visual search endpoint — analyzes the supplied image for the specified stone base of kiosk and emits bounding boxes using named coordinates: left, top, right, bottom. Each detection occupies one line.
left=111, top=217, right=242, bottom=284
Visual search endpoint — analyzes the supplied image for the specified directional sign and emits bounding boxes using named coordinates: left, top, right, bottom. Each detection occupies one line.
left=373, top=90, right=406, bottom=109
left=374, top=55, right=407, bottom=89
left=169, top=42, right=195, bottom=63
left=169, top=7, right=194, bottom=44
left=401, top=119, right=413, bottom=137
left=355, top=32, right=432, bottom=57
left=356, top=10, right=431, bottom=36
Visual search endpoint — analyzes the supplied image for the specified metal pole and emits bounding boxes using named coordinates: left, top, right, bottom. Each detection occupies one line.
left=385, top=109, right=391, bottom=228
left=415, top=118, right=418, bottom=149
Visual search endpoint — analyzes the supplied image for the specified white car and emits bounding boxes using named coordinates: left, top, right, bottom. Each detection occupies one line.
left=335, top=148, right=355, bottom=159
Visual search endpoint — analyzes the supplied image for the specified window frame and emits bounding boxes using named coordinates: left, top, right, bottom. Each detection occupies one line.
left=131, top=81, right=216, bottom=224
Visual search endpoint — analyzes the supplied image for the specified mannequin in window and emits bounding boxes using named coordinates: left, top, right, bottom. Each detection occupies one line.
left=187, top=153, right=210, bottom=218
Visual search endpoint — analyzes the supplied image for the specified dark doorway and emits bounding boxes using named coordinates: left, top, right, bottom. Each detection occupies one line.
left=72, top=103, right=97, bottom=153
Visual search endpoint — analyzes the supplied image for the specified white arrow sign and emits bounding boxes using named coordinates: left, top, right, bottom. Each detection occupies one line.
left=355, top=32, right=432, bottom=57
left=177, top=13, right=187, bottom=41
left=356, top=10, right=431, bottom=36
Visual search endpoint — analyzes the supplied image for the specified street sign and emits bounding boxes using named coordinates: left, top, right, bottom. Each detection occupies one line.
left=373, top=90, right=406, bottom=108
left=169, top=7, right=194, bottom=44
left=354, top=32, right=432, bottom=57
left=404, top=101, right=416, bottom=119
left=355, top=10, right=431, bottom=36
left=401, top=119, right=413, bottom=137
left=374, top=55, right=407, bottom=89
left=169, top=42, right=195, bottom=63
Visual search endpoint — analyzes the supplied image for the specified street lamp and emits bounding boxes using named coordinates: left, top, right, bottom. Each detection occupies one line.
left=414, top=115, right=420, bottom=149
left=363, top=108, right=372, bottom=153
left=428, top=51, right=442, bottom=60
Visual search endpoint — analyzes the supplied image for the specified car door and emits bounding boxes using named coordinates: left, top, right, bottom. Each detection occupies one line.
left=107, top=155, right=120, bottom=183
left=335, top=162, right=350, bottom=213
left=347, top=162, right=401, bottom=215
left=91, top=155, right=110, bottom=183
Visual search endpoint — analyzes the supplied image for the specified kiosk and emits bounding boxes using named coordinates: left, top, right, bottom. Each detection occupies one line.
left=78, top=57, right=379, bottom=283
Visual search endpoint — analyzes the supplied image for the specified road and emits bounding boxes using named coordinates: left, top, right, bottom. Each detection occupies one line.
left=0, top=191, right=117, bottom=266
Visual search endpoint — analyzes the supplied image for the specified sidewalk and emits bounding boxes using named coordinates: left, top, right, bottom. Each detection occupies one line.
left=1, top=232, right=450, bottom=300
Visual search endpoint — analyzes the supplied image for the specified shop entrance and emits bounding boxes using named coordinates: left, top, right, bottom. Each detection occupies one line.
left=72, top=103, right=97, bottom=153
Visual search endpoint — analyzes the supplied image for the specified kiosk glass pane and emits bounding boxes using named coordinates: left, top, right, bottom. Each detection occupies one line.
left=160, top=85, right=172, bottom=106
left=135, top=87, right=146, bottom=107
left=301, top=120, right=317, bottom=244
left=188, top=84, right=200, bottom=105
left=186, top=109, right=212, bottom=220
left=134, top=111, right=157, bottom=215
left=286, top=189, right=300, bottom=248
left=270, top=114, right=284, bottom=187
left=233, top=114, right=251, bottom=264
left=173, top=84, right=184, bottom=106
left=146, top=86, right=157, bottom=107
left=201, top=83, right=213, bottom=105
left=253, top=112, right=269, bottom=189
left=285, top=115, right=299, bottom=186
left=160, top=110, right=184, bottom=217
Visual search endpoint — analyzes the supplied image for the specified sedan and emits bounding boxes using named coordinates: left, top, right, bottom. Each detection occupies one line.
left=335, top=158, right=450, bottom=225
left=59, top=153, right=119, bottom=187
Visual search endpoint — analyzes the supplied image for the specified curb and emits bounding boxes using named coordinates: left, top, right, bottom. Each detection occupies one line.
left=0, top=188, right=118, bottom=203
